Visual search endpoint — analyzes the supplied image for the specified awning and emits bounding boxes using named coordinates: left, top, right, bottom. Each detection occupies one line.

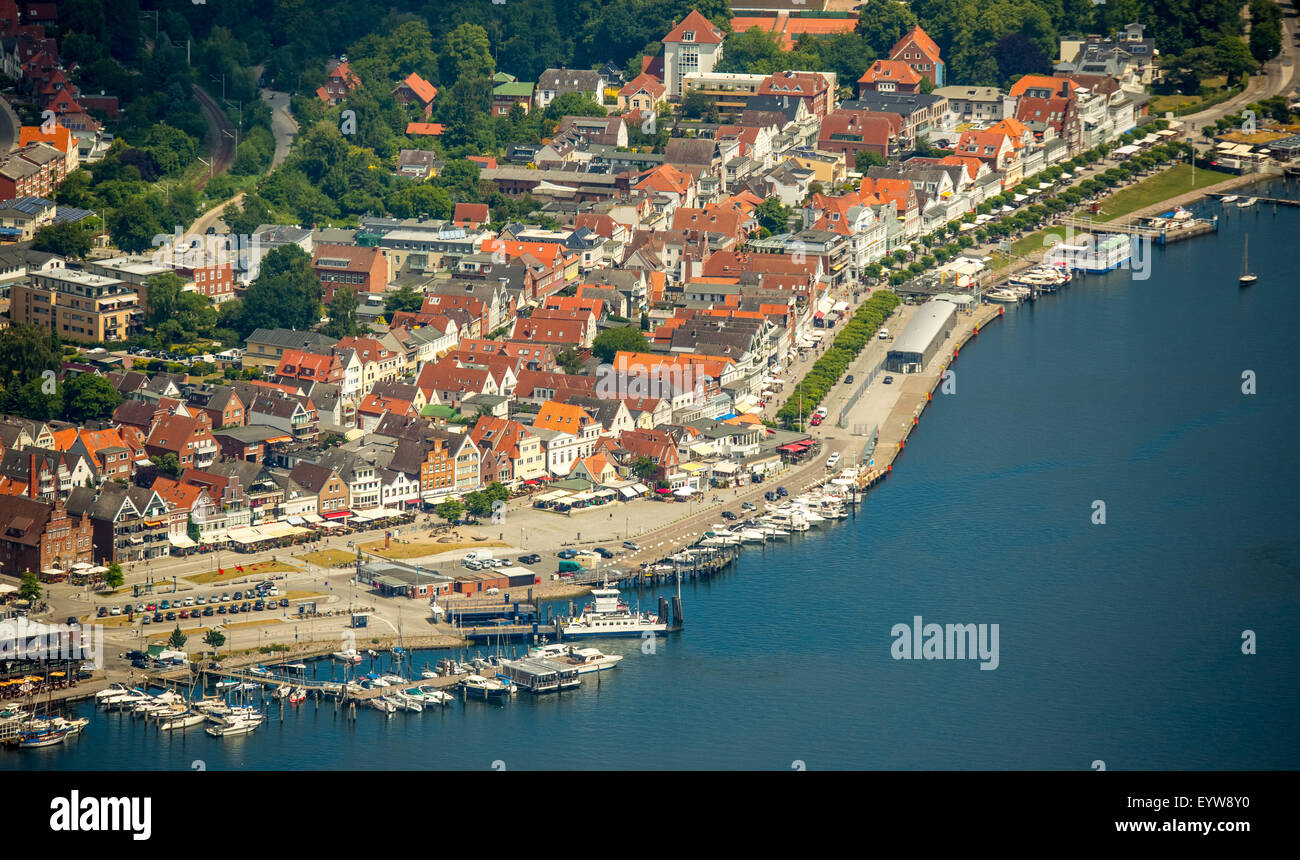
left=632, top=483, right=650, bottom=494
left=618, top=486, right=638, bottom=498
left=168, top=535, right=198, bottom=548
left=205, top=530, right=229, bottom=543
left=227, top=527, right=263, bottom=545
left=594, top=489, right=615, bottom=497
left=673, top=488, right=695, bottom=496
left=713, top=462, right=738, bottom=474
left=1013, top=193, right=1027, bottom=202
left=350, top=510, right=376, bottom=522
left=71, top=562, right=92, bottom=571
left=287, top=516, right=305, bottom=526
left=323, top=510, right=353, bottom=520
left=571, top=491, right=594, bottom=501
left=303, top=513, right=325, bottom=524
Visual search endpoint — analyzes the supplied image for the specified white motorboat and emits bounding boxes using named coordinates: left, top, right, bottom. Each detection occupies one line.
left=985, top=288, right=1021, bottom=303
left=528, top=645, right=623, bottom=674
left=558, top=587, right=668, bottom=638
left=159, top=711, right=207, bottom=731
left=414, top=685, right=455, bottom=705
left=460, top=674, right=516, bottom=700
left=94, top=683, right=131, bottom=704
left=204, top=709, right=264, bottom=737
left=272, top=685, right=291, bottom=700
left=49, top=716, right=90, bottom=735
left=1237, top=196, right=1257, bottom=208
left=369, top=697, right=397, bottom=714
left=331, top=649, right=363, bottom=664
left=389, top=693, right=423, bottom=713
left=98, top=687, right=149, bottom=709
left=288, top=687, right=307, bottom=704
left=378, top=674, right=407, bottom=686
left=1220, top=194, right=1239, bottom=204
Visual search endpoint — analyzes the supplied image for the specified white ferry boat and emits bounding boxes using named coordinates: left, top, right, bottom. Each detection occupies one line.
left=558, top=588, right=668, bottom=638
left=527, top=643, right=623, bottom=673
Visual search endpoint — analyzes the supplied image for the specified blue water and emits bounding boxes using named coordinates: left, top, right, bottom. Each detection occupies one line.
left=7, top=188, right=1299, bottom=770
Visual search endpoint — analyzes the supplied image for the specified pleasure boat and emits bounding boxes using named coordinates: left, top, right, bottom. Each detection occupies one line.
left=378, top=674, right=407, bottom=686
left=50, top=716, right=89, bottom=735
left=460, top=674, right=516, bottom=700
left=94, top=683, right=131, bottom=704
left=1220, top=194, right=1239, bottom=204
left=414, top=685, right=455, bottom=705
left=276, top=662, right=308, bottom=673
left=739, top=529, right=767, bottom=543
left=288, top=688, right=307, bottom=705
left=369, top=697, right=397, bottom=714
left=17, top=727, right=70, bottom=748
left=331, top=649, right=363, bottom=664
left=984, top=288, right=1021, bottom=303
left=1237, top=197, right=1257, bottom=208
left=248, top=666, right=272, bottom=678
left=272, top=685, right=291, bottom=700
left=557, top=587, right=669, bottom=638
left=527, top=644, right=623, bottom=674
left=205, top=715, right=264, bottom=737
left=389, top=693, right=423, bottom=712
left=159, top=710, right=207, bottom=731
left=213, top=679, right=240, bottom=691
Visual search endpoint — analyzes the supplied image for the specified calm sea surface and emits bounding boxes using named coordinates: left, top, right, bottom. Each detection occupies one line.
left=7, top=184, right=1299, bottom=770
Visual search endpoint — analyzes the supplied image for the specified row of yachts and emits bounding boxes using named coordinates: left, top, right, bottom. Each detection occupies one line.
left=697, top=491, right=852, bottom=546
left=985, top=265, right=1073, bottom=304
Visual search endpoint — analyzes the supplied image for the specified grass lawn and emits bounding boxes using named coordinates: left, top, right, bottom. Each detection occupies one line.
left=987, top=226, right=1067, bottom=270
left=295, top=549, right=357, bottom=568
left=1095, top=165, right=1234, bottom=221
left=284, top=590, right=326, bottom=601
left=358, top=539, right=508, bottom=560
left=186, top=561, right=301, bottom=584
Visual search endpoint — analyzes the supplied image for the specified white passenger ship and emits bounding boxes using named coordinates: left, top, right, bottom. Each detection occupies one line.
left=558, top=588, right=667, bottom=638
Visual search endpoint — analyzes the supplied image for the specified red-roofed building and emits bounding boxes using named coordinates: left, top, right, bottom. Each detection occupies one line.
left=858, top=59, right=923, bottom=97
left=662, top=10, right=726, bottom=99
left=391, top=73, right=437, bottom=118
left=406, top=122, right=445, bottom=137
left=758, top=71, right=832, bottom=119
left=511, top=316, right=591, bottom=350
left=312, top=243, right=388, bottom=300
left=1008, top=75, right=1081, bottom=151
left=890, top=25, right=944, bottom=87
left=145, top=412, right=217, bottom=471
left=275, top=349, right=344, bottom=386
left=317, top=60, right=361, bottom=106
left=358, top=392, right=417, bottom=432
left=818, top=109, right=899, bottom=162
left=453, top=202, right=490, bottom=228
left=617, top=72, right=667, bottom=114
left=671, top=206, right=747, bottom=243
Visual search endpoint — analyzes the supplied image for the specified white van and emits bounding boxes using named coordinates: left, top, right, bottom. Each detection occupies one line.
left=878, top=328, right=889, bottom=340
left=465, top=550, right=495, bottom=561
left=826, top=452, right=841, bottom=469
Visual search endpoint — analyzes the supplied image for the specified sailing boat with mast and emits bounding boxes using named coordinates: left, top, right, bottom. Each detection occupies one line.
left=1239, top=235, right=1257, bottom=287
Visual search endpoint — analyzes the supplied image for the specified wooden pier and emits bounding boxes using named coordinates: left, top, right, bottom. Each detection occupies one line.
left=1059, top=215, right=1217, bottom=244
left=1207, top=192, right=1300, bottom=207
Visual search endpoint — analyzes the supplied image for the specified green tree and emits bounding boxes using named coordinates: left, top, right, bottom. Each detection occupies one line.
left=435, top=499, right=464, bottom=525
left=384, top=284, right=425, bottom=315
left=105, top=561, right=124, bottom=589
left=168, top=625, right=188, bottom=650
left=235, top=245, right=324, bottom=338
left=204, top=629, right=226, bottom=654
left=61, top=373, right=123, bottom=423
left=150, top=453, right=182, bottom=477
left=592, top=326, right=649, bottom=363
left=556, top=347, right=585, bottom=374
left=463, top=491, right=492, bottom=521
left=856, top=150, right=888, bottom=171
left=144, top=271, right=186, bottom=325
left=754, top=197, right=793, bottom=234
left=630, top=455, right=659, bottom=482
left=31, top=221, right=94, bottom=259
left=443, top=23, right=494, bottom=84
left=1214, top=36, right=1258, bottom=85
left=19, top=570, right=41, bottom=602
left=855, top=0, right=917, bottom=56
left=324, top=286, right=361, bottom=338
left=109, top=197, right=165, bottom=254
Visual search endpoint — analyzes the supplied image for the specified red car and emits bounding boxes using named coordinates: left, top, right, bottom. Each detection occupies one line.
left=810, top=415, right=822, bottom=426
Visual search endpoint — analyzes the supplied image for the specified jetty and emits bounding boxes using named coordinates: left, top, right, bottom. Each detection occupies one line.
left=1058, top=214, right=1217, bottom=244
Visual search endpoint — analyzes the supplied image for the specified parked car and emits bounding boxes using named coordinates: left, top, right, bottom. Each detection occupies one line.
left=464, top=560, right=483, bottom=570
left=97, top=607, right=109, bottom=617
left=278, top=598, right=289, bottom=608
left=240, top=602, right=251, bottom=612
left=203, top=607, right=215, bottom=617
left=216, top=606, right=227, bottom=615
left=810, top=415, right=822, bottom=426
left=183, top=597, right=194, bottom=607
left=741, top=501, right=756, bottom=511
left=764, top=491, right=777, bottom=501
left=557, top=549, right=577, bottom=559
left=220, top=593, right=231, bottom=602
left=110, top=606, right=122, bottom=616
left=195, top=596, right=205, bottom=605
left=519, top=554, right=541, bottom=564
left=232, top=591, right=243, bottom=601
left=178, top=610, right=189, bottom=619
left=152, top=613, right=163, bottom=623
left=720, top=511, right=737, bottom=521
left=594, top=547, right=614, bottom=559
left=164, top=611, right=176, bottom=621
left=141, top=615, right=152, bottom=625
left=845, top=375, right=854, bottom=384
left=228, top=605, right=239, bottom=615
left=883, top=375, right=894, bottom=384
left=777, top=487, right=788, bottom=497
left=621, top=540, right=641, bottom=551
left=145, top=603, right=156, bottom=612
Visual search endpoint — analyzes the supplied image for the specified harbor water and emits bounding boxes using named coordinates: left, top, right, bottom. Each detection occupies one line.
left=5, top=187, right=1298, bottom=770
